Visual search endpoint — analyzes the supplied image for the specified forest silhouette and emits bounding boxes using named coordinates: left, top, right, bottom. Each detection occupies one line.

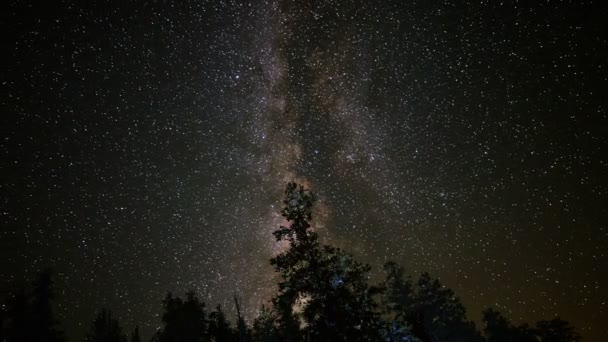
left=1, top=183, right=582, bottom=342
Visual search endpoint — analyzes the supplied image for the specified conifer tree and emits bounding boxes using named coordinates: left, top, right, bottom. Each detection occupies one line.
left=251, top=306, right=278, bottom=342
left=3, top=290, right=28, bottom=342
left=482, top=308, right=536, bottom=342
left=30, top=271, right=66, bottom=342
left=381, top=263, right=482, bottom=341
left=2, top=271, right=66, bottom=342
left=270, top=182, right=383, bottom=341
left=158, top=291, right=208, bottom=342
left=208, top=304, right=233, bottom=342
left=535, top=317, right=582, bottom=342
left=83, top=309, right=127, bottom=342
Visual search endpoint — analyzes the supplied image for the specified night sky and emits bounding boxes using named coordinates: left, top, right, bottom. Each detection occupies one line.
left=2, top=1, right=607, bottom=341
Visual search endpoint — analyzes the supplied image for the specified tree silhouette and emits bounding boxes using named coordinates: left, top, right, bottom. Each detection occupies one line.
left=483, top=309, right=582, bottom=342
left=379, top=262, right=419, bottom=341
left=411, top=272, right=482, bottom=342
left=379, top=318, right=421, bottom=342
left=83, top=309, right=127, bottom=342
left=30, top=271, right=66, bottom=342
left=381, top=262, right=482, bottom=341
left=3, top=290, right=29, bottom=342
left=158, top=291, right=208, bottom=342
left=381, top=262, right=415, bottom=318
left=482, top=308, right=537, bottom=342
left=208, top=304, right=233, bottom=342
left=270, top=183, right=317, bottom=341
left=270, top=182, right=384, bottom=341
left=2, top=271, right=65, bottom=342
left=251, top=306, right=279, bottom=342
left=536, top=317, right=582, bottom=342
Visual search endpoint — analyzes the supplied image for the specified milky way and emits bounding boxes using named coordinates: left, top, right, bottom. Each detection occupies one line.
left=3, top=1, right=607, bottom=341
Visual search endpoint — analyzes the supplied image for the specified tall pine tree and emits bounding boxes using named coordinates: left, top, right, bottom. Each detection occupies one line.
left=158, top=291, right=208, bottom=342
left=270, top=183, right=383, bottom=341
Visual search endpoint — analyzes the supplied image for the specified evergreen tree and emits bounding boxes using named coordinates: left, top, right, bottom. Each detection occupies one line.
left=379, top=318, right=421, bottom=342
left=83, top=309, right=127, bottom=342
left=3, top=271, right=65, bottom=342
left=382, top=263, right=482, bottom=342
left=30, top=271, right=66, bottom=342
left=158, top=291, right=208, bottom=342
left=270, top=182, right=383, bottom=341
left=411, top=273, right=482, bottom=341
left=270, top=183, right=317, bottom=341
left=379, top=262, right=419, bottom=341
left=482, top=308, right=536, bottom=342
left=208, top=304, right=233, bottom=342
left=381, top=262, right=415, bottom=322
left=251, top=306, right=279, bottom=342
left=3, top=290, right=28, bottom=342
left=535, top=317, right=582, bottom=342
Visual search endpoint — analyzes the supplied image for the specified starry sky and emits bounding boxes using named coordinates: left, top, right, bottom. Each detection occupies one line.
left=2, top=1, right=607, bottom=341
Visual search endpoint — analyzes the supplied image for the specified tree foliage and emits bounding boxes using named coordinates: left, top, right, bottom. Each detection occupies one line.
left=483, top=308, right=581, bottom=342
left=158, top=291, right=208, bottom=342
left=208, top=304, right=233, bottom=342
left=83, top=309, right=127, bottom=342
left=251, top=306, right=278, bottom=342
left=535, top=317, right=582, bottom=342
left=1, top=270, right=65, bottom=342
left=270, top=183, right=394, bottom=341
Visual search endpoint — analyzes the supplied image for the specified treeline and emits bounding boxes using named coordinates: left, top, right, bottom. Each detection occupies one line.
left=1, top=183, right=582, bottom=341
